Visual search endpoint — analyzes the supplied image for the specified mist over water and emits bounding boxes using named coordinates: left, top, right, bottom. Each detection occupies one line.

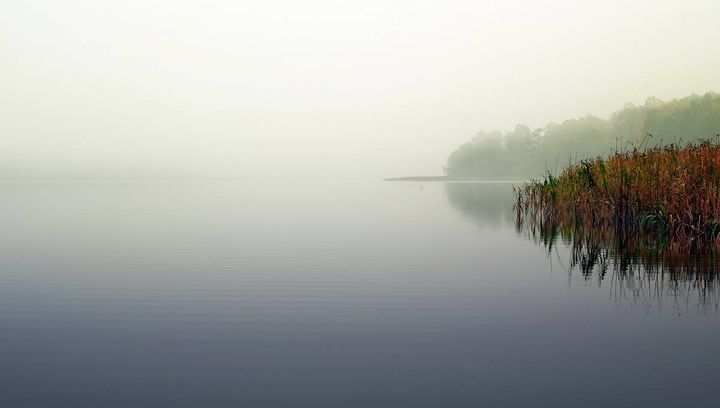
left=3, top=0, right=720, bottom=179
left=0, top=181, right=718, bottom=407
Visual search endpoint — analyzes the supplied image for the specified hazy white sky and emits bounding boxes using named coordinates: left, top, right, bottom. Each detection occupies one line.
left=2, top=0, right=719, bottom=179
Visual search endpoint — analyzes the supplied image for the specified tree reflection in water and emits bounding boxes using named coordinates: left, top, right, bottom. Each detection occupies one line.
left=444, top=181, right=516, bottom=230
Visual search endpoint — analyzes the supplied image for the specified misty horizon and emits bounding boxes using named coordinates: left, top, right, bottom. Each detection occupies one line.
left=3, top=0, right=720, bottom=180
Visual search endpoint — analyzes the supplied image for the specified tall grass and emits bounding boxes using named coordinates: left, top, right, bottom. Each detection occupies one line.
left=515, top=140, right=720, bottom=255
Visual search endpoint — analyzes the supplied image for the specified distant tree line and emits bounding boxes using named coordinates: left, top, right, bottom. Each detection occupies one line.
left=444, top=92, right=720, bottom=179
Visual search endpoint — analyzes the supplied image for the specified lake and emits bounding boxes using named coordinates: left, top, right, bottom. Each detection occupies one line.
left=0, top=181, right=718, bottom=407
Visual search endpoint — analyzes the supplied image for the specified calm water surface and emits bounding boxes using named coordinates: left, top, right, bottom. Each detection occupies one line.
left=0, top=181, right=718, bottom=407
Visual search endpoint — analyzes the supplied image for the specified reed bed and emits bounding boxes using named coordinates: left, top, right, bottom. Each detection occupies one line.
left=515, top=140, right=720, bottom=255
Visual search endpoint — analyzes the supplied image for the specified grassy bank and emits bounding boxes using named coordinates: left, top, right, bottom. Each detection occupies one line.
left=514, top=140, right=720, bottom=255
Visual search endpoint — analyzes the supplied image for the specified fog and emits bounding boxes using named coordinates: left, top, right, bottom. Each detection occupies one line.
left=2, top=0, right=719, bottom=180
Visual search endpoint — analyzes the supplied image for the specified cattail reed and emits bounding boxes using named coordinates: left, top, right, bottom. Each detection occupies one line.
left=515, top=140, right=720, bottom=256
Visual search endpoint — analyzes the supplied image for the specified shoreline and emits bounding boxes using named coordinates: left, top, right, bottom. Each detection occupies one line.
left=384, top=176, right=525, bottom=183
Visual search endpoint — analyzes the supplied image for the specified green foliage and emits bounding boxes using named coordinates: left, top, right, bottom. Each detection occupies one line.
left=445, top=92, right=720, bottom=179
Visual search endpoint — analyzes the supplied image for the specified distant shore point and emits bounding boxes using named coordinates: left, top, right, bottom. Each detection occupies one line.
left=384, top=176, right=523, bottom=182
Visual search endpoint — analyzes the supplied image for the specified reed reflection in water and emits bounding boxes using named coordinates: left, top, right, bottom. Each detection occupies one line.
left=443, top=181, right=720, bottom=312
left=519, top=214, right=720, bottom=313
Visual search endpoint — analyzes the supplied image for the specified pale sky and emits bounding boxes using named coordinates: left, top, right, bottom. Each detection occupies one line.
left=2, top=0, right=719, bottom=179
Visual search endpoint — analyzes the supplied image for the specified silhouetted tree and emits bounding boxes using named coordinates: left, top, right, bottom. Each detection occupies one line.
left=444, top=92, right=720, bottom=179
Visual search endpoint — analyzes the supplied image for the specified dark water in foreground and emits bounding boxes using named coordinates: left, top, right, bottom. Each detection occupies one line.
left=0, top=181, right=718, bottom=407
